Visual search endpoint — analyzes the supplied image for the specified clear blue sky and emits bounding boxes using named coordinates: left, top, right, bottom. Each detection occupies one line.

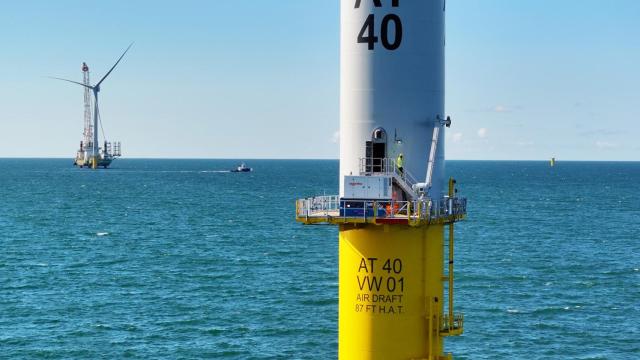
left=0, top=0, right=638, bottom=160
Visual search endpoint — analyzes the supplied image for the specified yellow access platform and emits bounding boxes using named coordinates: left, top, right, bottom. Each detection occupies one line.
left=297, top=178, right=466, bottom=359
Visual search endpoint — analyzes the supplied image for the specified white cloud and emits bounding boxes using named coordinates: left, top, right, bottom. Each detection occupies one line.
left=595, top=140, right=618, bottom=149
left=494, top=105, right=509, bottom=113
left=452, top=132, right=463, bottom=143
left=331, top=130, right=340, bottom=143
left=477, top=128, right=488, bottom=138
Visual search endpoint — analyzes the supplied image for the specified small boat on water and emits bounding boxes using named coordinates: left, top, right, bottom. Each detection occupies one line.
left=231, top=162, right=252, bottom=172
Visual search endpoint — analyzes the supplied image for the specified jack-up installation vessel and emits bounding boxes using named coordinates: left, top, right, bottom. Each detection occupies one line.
left=52, top=44, right=132, bottom=169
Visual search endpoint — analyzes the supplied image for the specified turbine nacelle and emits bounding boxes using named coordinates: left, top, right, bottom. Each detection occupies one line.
left=51, top=42, right=132, bottom=93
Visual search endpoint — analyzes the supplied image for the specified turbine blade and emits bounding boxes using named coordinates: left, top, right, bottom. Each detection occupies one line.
left=96, top=42, right=133, bottom=87
left=49, top=76, right=93, bottom=89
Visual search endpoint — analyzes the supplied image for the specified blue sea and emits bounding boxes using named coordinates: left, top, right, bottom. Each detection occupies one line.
left=1, top=159, right=638, bottom=359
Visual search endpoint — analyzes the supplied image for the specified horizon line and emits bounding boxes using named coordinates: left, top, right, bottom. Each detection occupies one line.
left=0, top=157, right=637, bottom=162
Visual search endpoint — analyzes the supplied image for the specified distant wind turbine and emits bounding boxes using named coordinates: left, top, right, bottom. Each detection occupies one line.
left=50, top=43, right=133, bottom=165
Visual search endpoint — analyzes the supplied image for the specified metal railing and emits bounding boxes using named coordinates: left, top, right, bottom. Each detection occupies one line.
left=102, top=141, right=122, bottom=158
left=296, top=195, right=467, bottom=225
left=112, top=141, right=122, bottom=157
left=440, top=313, right=464, bottom=334
left=359, top=157, right=419, bottom=186
left=308, top=195, right=340, bottom=214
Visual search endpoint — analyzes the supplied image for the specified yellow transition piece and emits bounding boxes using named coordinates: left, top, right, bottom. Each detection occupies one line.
left=339, top=224, right=447, bottom=360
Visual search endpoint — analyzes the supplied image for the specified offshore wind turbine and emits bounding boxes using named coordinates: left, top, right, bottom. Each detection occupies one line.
left=51, top=43, right=132, bottom=169
left=295, top=2, right=468, bottom=359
